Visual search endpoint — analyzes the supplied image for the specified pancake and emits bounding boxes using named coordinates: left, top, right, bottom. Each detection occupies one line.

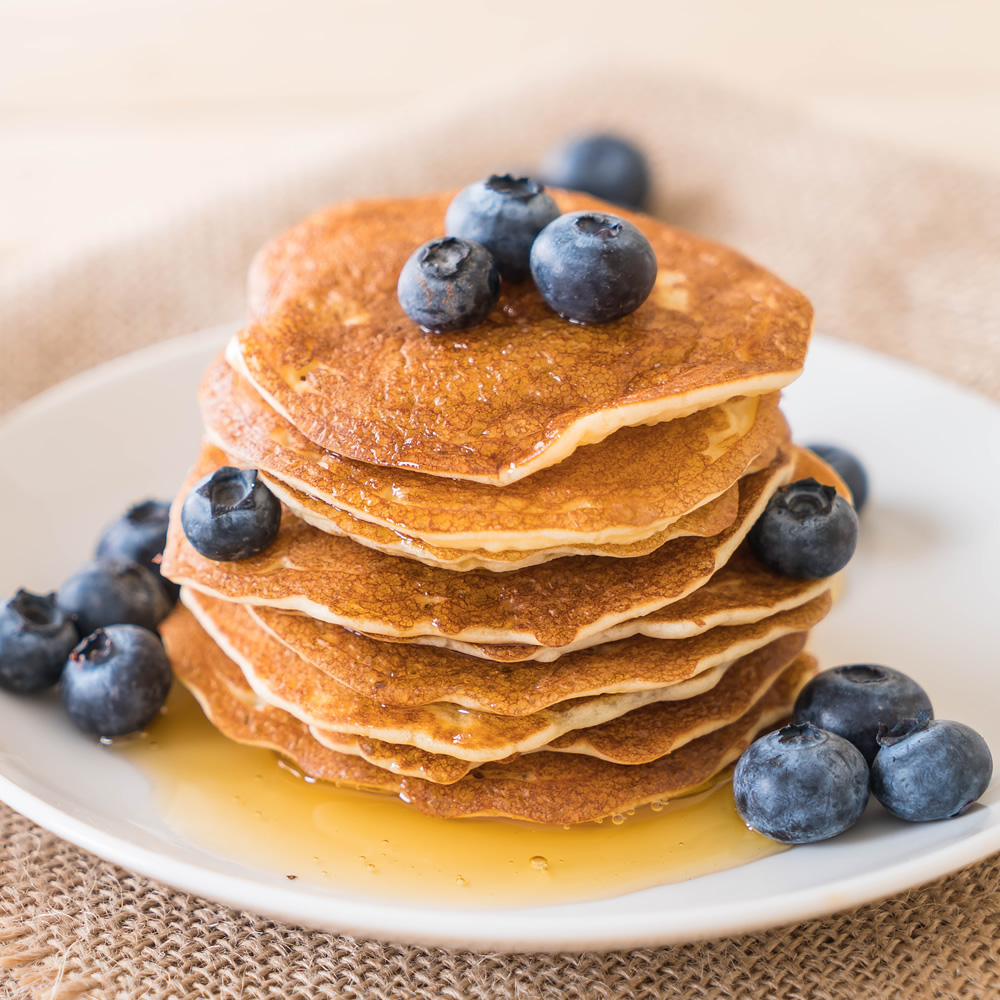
left=262, top=473, right=743, bottom=572
left=249, top=580, right=829, bottom=712
left=343, top=544, right=832, bottom=663
left=306, top=729, right=488, bottom=784
left=162, top=445, right=800, bottom=647
left=204, top=355, right=786, bottom=552
left=400, top=655, right=811, bottom=823
left=162, top=604, right=808, bottom=823
left=311, top=645, right=815, bottom=778
left=231, top=189, right=813, bottom=484
left=549, top=651, right=816, bottom=763
left=183, top=587, right=819, bottom=759
left=163, top=604, right=399, bottom=796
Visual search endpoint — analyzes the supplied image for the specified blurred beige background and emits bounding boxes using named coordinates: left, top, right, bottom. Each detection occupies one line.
left=2, top=0, right=999, bottom=265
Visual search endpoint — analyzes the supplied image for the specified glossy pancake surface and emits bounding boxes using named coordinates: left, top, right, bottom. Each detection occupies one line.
left=204, top=355, right=786, bottom=551
left=162, top=446, right=798, bottom=646
left=162, top=605, right=808, bottom=823
left=232, top=190, right=813, bottom=484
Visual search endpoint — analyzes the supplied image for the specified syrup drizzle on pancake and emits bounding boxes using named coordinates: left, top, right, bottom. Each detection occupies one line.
left=232, top=190, right=812, bottom=484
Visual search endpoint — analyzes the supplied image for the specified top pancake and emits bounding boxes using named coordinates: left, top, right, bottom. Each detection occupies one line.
left=231, top=190, right=813, bottom=484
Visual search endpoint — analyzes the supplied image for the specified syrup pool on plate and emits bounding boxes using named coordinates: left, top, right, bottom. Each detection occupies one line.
left=116, top=685, right=786, bottom=908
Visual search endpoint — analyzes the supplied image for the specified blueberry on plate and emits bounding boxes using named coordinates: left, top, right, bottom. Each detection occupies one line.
left=57, top=559, right=172, bottom=637
left=60, top=624, right=172, bottom=737
left=733, top=723, right=870, bottom=844
left=445, top=175, right=560, bottom=281
left=180, top=466, right=282, bottom=561
left=793, top=664, right=933, bottom=765
left=0, top=590, right=79, bottom=693
left=529, top=211, right=657, bottom=324
left=806, top=444, right=869, bottom=513
left=748, top=478, right=858, bottom=579
left=96, top=499, right=179, bottom=604
left=397, top=237, right=500, bottom=333
left=541, top=134, right=651, bottom=210
left=872, top=714, right=993, bottom=822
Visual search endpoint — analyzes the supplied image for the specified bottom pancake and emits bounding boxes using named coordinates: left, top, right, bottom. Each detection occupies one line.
left=162, top=606, right=813, bottom=824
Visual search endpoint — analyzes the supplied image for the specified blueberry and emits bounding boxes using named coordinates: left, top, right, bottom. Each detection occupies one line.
left=872, top=714, right=992, bottom=821
left=734, top=723, right=870, bottom=844
left=397, top=237, right=501, bottom=333
left=748, top=478, right=858, bottom=580
left=806, top=444, right=869, bottom=513
left=0, top=590, right=78, bottom=693
left=57, top=559, right=171, bottom=637
left=445, top=175, right=560, bottom=281
left=60, top=625, right=172, bottom=737
left=541, top=134, right=651, bottom=209
left=180, top=466, right=282, bottom=561
left=529, top=211, right=657, bottom=324
left=794, top=665, right=933, bottom=765
left=96, top=499, right=179, bottom=605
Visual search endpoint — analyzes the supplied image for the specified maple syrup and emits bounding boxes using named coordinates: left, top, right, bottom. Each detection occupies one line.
left=117, top=685, right=786, bottom=908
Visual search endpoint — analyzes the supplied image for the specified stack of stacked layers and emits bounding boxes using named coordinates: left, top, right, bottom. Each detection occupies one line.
left=160, top=191, right=847, bottom=825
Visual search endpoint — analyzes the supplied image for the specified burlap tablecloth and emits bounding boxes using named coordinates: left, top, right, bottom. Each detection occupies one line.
left=1, top=69, right=998, bottom=998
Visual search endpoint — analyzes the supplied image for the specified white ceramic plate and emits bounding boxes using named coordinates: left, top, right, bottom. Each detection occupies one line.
left=0, top=326, right=997, bottom=952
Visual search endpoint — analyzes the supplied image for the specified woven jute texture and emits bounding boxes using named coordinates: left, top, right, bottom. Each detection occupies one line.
left=1, top=67, right=999, bottom=997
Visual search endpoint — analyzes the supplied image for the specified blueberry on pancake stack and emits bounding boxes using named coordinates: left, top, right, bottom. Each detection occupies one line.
left=159, top=188, right=855, bottom=824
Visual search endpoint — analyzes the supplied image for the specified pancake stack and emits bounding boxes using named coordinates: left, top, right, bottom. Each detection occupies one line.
left=160, top=190, right=847, bottom=825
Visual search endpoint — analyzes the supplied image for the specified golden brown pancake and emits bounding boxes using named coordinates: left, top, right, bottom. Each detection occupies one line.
left=549, top=651, right=816, bottom=763
left=203, top=355, right=786, bottom=552
left=310, top=645, right=814, bottom=779
left=231, top=190, right=813, bottom=484
left=162, top=605, right=809, bottom=823
left=183, top=587, right=820, bottom=760
left=344, top=544, right=833, bottom=663
left=248, top=579, right=829, bottom=713
left=163, top=605, right=398, bottom=796
left=262, top=473, right=743, bottom=572
left=162, top=446, right=800, bottom=647
left=400, top=656, right=810, bottom=823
